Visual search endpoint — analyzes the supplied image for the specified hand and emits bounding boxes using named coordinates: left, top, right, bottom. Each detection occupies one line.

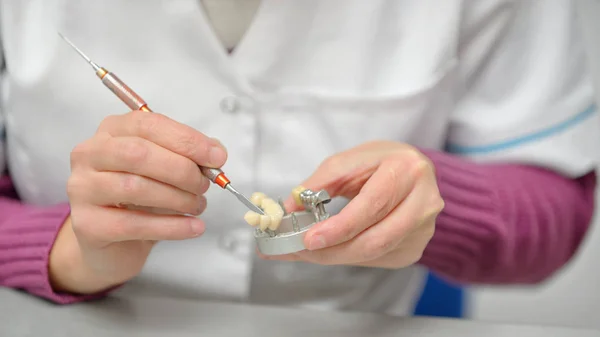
left=49, top=110, right=227, bottom=294
left=265, top=141, right=443, bottom=269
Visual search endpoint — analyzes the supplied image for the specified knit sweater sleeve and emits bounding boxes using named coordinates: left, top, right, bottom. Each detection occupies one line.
left=420, top=149, right=596, bottom=284
left=0, top=175, right=108, bottom=304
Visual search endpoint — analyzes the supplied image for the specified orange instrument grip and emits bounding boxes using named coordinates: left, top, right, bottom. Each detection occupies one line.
left=213, top=173, right=230, bottom=188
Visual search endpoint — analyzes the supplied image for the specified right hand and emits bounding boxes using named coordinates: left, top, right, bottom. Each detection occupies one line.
left=49, top=110, right=227, bottom=294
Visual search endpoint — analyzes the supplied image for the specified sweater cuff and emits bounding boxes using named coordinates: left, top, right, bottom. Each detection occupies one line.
left=418, top=149, right=505, bottom=284
left=0, top=203, right=110, bottom=304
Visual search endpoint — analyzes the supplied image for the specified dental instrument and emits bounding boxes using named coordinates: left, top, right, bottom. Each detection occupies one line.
left=58, top=33, right=264, bottom=215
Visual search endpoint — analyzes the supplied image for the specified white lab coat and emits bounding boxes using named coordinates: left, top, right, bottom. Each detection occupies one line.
left=0, top=0, right=598, bottom=316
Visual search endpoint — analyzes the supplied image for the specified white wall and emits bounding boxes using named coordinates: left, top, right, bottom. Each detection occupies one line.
left=468, top=0, right=600, bottom=329
left=469, top=193, right=600, bottom=329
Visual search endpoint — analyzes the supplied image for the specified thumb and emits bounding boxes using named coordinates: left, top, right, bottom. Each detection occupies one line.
left=283, top=160, right=378, bottom=213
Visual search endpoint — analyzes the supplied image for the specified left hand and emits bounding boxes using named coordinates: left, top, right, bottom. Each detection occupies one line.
left=262, top=141, right=444, bottom=269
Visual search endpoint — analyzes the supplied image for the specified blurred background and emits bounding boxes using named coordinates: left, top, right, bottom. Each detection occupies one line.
left=416, top=1, right=600, bottom=329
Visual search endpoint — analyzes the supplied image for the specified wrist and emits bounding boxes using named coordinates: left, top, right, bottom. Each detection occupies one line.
left=49, top=216, right=121, bottom=294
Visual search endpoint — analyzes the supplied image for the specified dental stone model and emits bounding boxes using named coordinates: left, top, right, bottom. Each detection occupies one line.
left=243, top=186, right=307, bottom=231
left=244, top=192, right=284, bottom=231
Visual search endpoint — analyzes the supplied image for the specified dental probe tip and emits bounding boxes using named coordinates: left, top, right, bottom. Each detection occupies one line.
left=225, top=184, right=265, bottom=215
left=57, top=32, right=101, bottom=72
left=278, top=197, right=288, bottom=215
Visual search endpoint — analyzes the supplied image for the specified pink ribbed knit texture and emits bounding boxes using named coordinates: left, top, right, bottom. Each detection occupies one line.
left=0, top=150, right=596, bottom=303
left=0, top=178, right=103, bottom=304
left=419, top=150, right=596, bottom=284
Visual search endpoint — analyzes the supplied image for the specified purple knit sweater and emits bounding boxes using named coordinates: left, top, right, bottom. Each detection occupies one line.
left=0, top=150, right=596, bottom=304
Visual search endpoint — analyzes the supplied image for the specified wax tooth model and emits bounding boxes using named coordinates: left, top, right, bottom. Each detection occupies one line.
left=291, top=186, right=307, bottom=206
left=244, top=192, right=285, bottom=231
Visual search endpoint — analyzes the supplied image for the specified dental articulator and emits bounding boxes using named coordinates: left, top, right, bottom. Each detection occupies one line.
left=59, top=33, right=333, bottom=255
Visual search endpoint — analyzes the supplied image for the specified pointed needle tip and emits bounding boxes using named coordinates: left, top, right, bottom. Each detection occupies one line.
left=56, top=31, right=73, bottom=48
left=57, top=32, right=101, bottom=72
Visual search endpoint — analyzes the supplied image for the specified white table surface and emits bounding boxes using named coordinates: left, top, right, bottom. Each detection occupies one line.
left=1, top=288, right=598, bottom=337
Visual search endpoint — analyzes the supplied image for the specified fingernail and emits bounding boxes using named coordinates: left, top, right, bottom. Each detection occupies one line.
left=190, top=219, right=205, bottom=236
left=197, top=197, right=207, bottom=214
left=209, top=146, right=227, bottom=166
left=211, top=137, right=226, bottom=148
left=308, top=235, right=327, bottom=250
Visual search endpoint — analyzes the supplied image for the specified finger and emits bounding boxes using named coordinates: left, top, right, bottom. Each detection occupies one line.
left=283, top=162, right=378, bottom=213
left=282, top=143, right=419, bottom=212
left=303, top=155, right=415, bottom=250
left=98, top=110, right=228, bottom=168
left=87, top=135, right=209, bottom=196
left=292, top=176, right=439, bottom=265
left=255, top=248, right=302, bottom=262
left=349, top=227, right=435, bottom=269
left=71, top=204, right=205, bottom=244
left=68, top=171, right=207, bottom=216
left=264, top=230, right=432, bottom=268
left=259, top=254, right=302, bottom=262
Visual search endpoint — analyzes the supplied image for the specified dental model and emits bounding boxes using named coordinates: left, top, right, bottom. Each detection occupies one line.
left=291, top=185, right=307, bottom=206
left=244, top=186, right=310, bottom=231
left=253, top=186, right=332, bottom=256
left=244, top=192, right=285, bottom=231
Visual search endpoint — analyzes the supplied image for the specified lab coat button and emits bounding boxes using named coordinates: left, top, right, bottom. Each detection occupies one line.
left=218, top=230, right=252, bottom=260
left=219, top=235, right=238, bottom=252
left=220, top=96, right=239, bottom=113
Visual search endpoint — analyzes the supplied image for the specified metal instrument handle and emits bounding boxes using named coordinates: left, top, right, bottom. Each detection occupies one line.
left=101, top=72, right=149, bottom=111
